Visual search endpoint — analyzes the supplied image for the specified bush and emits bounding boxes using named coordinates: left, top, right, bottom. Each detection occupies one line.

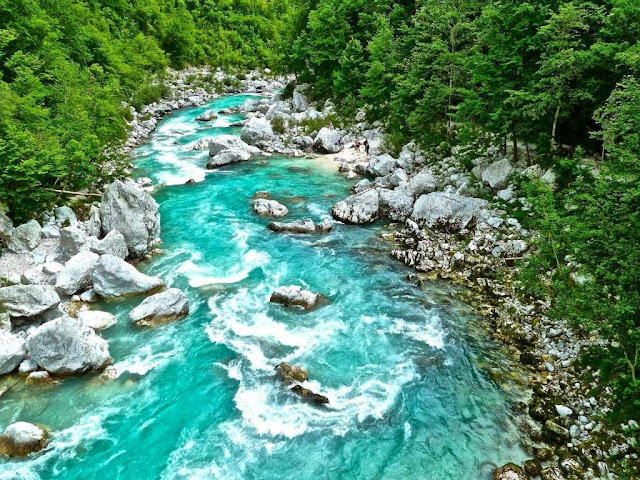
left=271, top=117, right=287, bottom=134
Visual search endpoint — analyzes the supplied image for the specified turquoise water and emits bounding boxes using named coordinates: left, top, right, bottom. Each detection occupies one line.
left=0, top=95, right=528, bottom=479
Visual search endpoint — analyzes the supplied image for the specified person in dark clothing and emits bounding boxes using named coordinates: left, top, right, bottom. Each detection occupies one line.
left=363, top=139, right=370, bottom=155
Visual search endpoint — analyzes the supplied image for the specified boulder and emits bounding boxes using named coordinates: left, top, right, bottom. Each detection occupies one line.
left=275, top=362, right=309, bottom=384
left=411, top=193, right=489, bottom=231
left=191, top=138, right=213, bottom=151
left=208, top=135, right=256, bottom=157
left=26, top=316, right=111, bottom=374
left=240, top=117, right=275, bottom=146
left=7, top=220, right=41, bottom=253
left=100, top=180, right=160, bottom=258
left=270, top=286, right=321, bottom=310
left=540, top=467, right=567, bottom=480
left=0, top=285, right=60, bottom=318
left=541, top=168, right=557, bottom=188
left=491, top=240, right=528, bottom=258
left=0, top=331, right=27, bottom=375
left=84, top=205, right=101, bottom=238
left=493, top=463, right=528, bottom=480
left=378, top=188, right=415, bottom=221
left=128, top=288, right=189, bottom=327
left=252, top=199, right=289, bottom=217
left=91, top=254, right=164, bottom=299
left=331, top=189, right=380, bottom=224
left=292, top=85, right=310, bottom=112
left=21, top=264, right=59, bottom=286
left=54, top=206, right=77, bottom=227
left=481, top=158, right=514, bottom=190
left=77, top=310, right=116, bottom=331
left=0, top=209, right=12, bottom=241
left=368, top=154, right=398, bottom=177
left=55, top=251, right=99, bottom=296
left=313, top=128, right=342, bottom=154
left=57, top=226, right=90, bottom=261
left=91, top=230, right=128, bottom=259
left=207, top=147, right=252, bottom=168
left=267, top=219, right=331, bottom=234
left=0, top=422, right=47, bottom=457
left=291, top=385, right=329, bottom=405
left=196, top=110, right=217, bottom=122
left=406, top=170, right=438, bottom=197
left=18, top=358, right=38, bottom=374
left=40, top=225, right=60, bottom=239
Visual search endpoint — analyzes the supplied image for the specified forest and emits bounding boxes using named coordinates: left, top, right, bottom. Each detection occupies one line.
left=1, top=0, right=639, bottom=420
left=0, top=0, right=295, bottom=220
left=285, top=0, right=640, bottom=420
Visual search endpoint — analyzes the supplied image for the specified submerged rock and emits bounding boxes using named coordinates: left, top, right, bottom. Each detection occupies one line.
left=77, top=310, right=117, bottom=331
left=267, top=219, right=331, bottom=234
left=0, top=331, right=27, bottom=375
left=128, top=288, right=189, bottom=326
left=26, top=316, right=111, bottom=375
left=291, top=385, right=329, bottom=405
left=270, top=286, right=321, bottom=310
left=275, top=362, right=309, bottom=384
left=493, top=463, right=528, bottom=480
left=100, top=180, right=160, bottom=258
left=7, top=220, right=41, bottom=253
left=0, top=285, right=60, bottom=318
left=91, top=254, right=164, bottom=299
left=0, top=422, right=47, bottom=457
left=331, top=189, right=380, bottom=224
left=252, top=199, right=289, bottom=217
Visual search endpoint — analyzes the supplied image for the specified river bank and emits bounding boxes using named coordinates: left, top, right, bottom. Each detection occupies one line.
left=0, top=69, right=634, bottom=479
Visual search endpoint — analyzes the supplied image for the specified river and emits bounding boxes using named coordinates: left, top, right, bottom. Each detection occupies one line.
left=0, top=94, right=527, bottom=480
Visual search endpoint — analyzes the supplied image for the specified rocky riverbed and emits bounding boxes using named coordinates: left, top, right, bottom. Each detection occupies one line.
left=0, top=69, right=636, bottom=478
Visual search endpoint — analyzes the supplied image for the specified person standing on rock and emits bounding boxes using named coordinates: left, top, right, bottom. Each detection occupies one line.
left=354, top=138, right=360, bottom=152
left=363, top=139, right=370, bottom=155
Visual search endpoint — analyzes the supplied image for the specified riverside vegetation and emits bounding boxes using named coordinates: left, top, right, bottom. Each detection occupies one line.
left=0, top=0, right=639, bottom=479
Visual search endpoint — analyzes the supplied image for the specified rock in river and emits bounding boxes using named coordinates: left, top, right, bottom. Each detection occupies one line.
left=291, top=385, right=329, bottom=405
left=331, top=189, right=380, bottom=224
left=207, top=147, right=252, bottom=168
left=0, top=422, right=48, bottom=457
left=196, top=109, right=217, bottom=122
left=240, top=117, right=275, bottom=146
left=91, top=254, right=164, bottom=299
left=267, top=219, right=331, bottom=234
left=100, top=180, right=160, bottom=258
left=0, top=285, right=60, bottom=318
left=275, top=362, right=309, bottom=384
left=26, top=316, right=111, bottom=375
left=270, top=286, right=322, bottom=310
left=129, top=288, right=189, bottom=327
left=77, top=310, right=117, bottom=331
left=252, top=199, right=288, bottom=217
left=208, top=135, right=258, bottom=157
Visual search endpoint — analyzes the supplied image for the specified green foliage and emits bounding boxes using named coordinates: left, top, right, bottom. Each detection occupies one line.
left=0, top=0, right=299, bottom=221
left=285, top=0, right=640, bottom=419
left=271, top=116, right=287, bottom=135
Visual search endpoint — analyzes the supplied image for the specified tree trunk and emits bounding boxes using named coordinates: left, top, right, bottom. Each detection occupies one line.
left=551, top=103, right=561, bottom=152
left=526, top=142, right=531, bottom=166
left=513, top=135, right=518, bottom=163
